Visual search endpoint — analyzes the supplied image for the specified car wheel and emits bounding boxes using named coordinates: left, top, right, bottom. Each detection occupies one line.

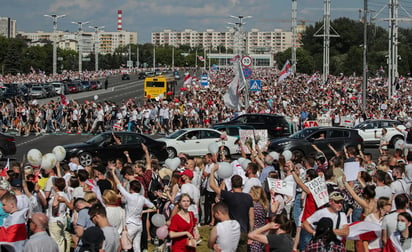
left=78, top=152, right=93, bottom=166
left=222, top=146, right=230, bottom=157
left=167, top=147, right=177, bottom=158
left=390, top=135, right=403, bottom=148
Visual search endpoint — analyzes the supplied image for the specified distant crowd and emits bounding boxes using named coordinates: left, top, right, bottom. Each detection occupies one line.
left=0, top=66, right=412, bottom=252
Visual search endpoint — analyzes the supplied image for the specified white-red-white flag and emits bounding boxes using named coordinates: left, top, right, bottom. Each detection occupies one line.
left=307, top=73, right=318, bottom=84
left=229, top=55, right=240, bottom=62
left=198, top=56, right=205, bottom=62
left=0, top=158, right=9, bottom=177
left=60, top=94, right=69, bottom=106
left=183, top=74, right=192, bottom=87
left=347, top=221, right=381, bottom=241
left=278, top=60, right=292, bottom=82
left=223, top=62, right=242, bottom=110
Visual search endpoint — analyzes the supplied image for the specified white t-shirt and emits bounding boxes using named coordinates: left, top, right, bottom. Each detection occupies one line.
left=47, top=191, right=68, bottom=223
left=16, top=194, right=30, bottom=211
left=375, top=185, right=392, bottom=199
left=216, top=220, right=241, bottom=252
left=242, top=177, right=261, bottom=193
left=306, top=208, right=348, bottom=240
left=106, top=206, right=125, bottom=235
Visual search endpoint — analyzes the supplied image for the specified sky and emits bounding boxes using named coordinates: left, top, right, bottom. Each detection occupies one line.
left=1, top=0, right=411, bottom=43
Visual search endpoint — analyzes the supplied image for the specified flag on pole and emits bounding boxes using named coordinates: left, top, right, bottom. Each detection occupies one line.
left=198, top=56, right=205, bottom=62
left=223, top=62, right=242, bottom=110
left=307, top=73, right=318, bottom=84
left=183, top=74, right=192, bottom=87
left=278, top=60, right=292, bottom=82
left=60, top=94, right=69, bottom=106
left=230, top=55, right=240, bottom=62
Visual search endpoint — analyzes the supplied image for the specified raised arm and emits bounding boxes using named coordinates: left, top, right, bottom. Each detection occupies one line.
left=209, top=163, right=221, bottom=195
left=142, top=143, right=152, bottom=171
left=327, top=143, right=339, bottom=157
left=290, top=162, right=311, bottom=194
left=248, top=222, right=278, bottom=244
left=342, top=174, right=369, bottom=210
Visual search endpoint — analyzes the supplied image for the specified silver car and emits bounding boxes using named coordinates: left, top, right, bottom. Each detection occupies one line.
left=30, top=86, right=47, bottom=99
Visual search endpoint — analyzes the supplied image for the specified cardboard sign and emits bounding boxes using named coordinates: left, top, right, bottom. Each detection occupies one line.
left=305, top=176, right=329, bottom=207
left=267, top=178, right=295, bottom=197
left=239, top=129, right=268, bottom=154
left=344, top=161, right=360, bottom=182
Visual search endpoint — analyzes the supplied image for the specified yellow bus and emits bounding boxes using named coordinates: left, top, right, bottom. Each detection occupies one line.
left=144, top=76, right=177, bottom=100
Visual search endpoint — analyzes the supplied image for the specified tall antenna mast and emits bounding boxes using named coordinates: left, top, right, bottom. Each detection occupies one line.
left=314, top=0, right=339, bottom=83
left=291, top=0, right=297, bottom=73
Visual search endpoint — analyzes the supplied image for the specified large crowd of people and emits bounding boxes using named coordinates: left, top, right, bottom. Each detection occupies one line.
left=0, top=66, right=411, bottom=251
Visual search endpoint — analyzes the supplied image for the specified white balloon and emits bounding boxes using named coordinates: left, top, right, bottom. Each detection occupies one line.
left=240, top=159, right=251, bottom=171
left=27, top=149, right=43, bottom=167
left=237, top=157, right=246, bottom=165
left=151, top=213, right=166, bottom=227
left=164, top=157, right=181, bottom=171
left=41, top=153, right=57, bottom=170
left=268, top=151, right=279, bottom=161
left=208, top=142, right=219, bottom=154
left=217, top=162, right=233, bottom=179
left=52, top=146, right=67, bottom=162
left=395, top=139, right=404, bottom=150
left=282, top=150, right=293, bottom=162
left=94, top=95, right=98, bottom=101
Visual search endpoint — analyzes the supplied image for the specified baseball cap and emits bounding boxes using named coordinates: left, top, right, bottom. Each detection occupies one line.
left=10, top=179, right=22, bottom=187
left=179, top=169, right=194, bottom=179
left=0, top=180, right=10, bottom=191
left=329, top=191, right=344, bottom=201
left=315, top=152, right=324, bottom=159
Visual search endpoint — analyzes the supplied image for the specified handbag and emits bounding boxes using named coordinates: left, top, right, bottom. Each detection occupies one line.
left=120, top=227, right=132, bottom=250
left=186, top=212, right=197, bottom=248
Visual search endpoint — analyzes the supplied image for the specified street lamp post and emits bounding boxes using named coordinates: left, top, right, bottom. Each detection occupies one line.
left=44, top=14, right=66, bottom=76
left=72, top=21, right=89, bottom=73
left=153, top=44, right=156, bottom=71
left=89, top=25, right=104, bottom=72
left=229, top=15, right=252, bottom=57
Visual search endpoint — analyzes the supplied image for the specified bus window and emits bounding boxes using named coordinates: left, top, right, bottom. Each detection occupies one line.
left=145, top=81, right=165, bottom=88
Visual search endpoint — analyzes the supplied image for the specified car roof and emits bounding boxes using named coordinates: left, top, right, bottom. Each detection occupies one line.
left=302, top=126, right=358, bottom=132
left=362, top=119, right=400, bottom=123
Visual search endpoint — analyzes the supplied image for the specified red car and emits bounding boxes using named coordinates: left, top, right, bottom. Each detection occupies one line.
left=67, top=83, right=79, bottom=93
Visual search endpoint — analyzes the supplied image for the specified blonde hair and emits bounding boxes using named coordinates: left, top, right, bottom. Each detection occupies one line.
left=194, top=157, right=205, bottom=169
left=102, top=189, right=118, bottom=205
left=250, top=186, right=268, bottom=210
left=84, top=191, right=97, bottom=202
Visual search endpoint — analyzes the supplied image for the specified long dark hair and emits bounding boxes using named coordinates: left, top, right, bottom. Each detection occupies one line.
left=313, top=217, right=341, bottom=245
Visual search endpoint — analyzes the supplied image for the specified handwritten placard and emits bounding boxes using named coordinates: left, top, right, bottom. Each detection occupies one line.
left=305, top=176, right=329, bottom=207
left=344, top=162, right=360, bottom=182
left=267, top=178, right=295, bottom=197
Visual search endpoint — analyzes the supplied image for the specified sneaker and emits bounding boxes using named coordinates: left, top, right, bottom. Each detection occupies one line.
left=35, top=132, right=40, bottom=136
left=77, top=131, right=82, bottom=134
left=66, top=131, right=71, bottom=134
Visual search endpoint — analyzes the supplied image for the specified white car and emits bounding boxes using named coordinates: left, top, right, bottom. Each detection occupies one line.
left=158, top=128, right=239, bottom=158
left=353, top=119, right=406, bottom=146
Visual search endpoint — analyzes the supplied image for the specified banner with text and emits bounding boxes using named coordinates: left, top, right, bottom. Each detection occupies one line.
left=267, top=178, right=295, bottom=197
left=305, top=176, right=329, bottom=207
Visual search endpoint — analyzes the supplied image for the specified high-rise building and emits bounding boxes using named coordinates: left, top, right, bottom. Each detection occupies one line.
left=17, top=30, right=137, bottom=55
left=0, top=17, right=16, bottom=38
left=151, top=28, right=295, bottom=54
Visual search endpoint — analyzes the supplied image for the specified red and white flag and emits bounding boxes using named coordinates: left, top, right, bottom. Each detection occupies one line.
left=347, top=221, right=381, bottom=241
left=198, top=56, right=205, bottom=62
left=0, top=158, right=9, bottom=177
left=229, top=55, right=240, bottom=62
left=60, top=94, right=69, bottom=106
left=183, top=74, right=192, bottom=87
left=383, top=233, right=403, bottom=252
left=278, top=60, right=292, bottom=82
left=0, top=208, right=28, bottom=251
left=223, top=61, right=243, bottom=110
left=307, top=73, right=318, bottom=84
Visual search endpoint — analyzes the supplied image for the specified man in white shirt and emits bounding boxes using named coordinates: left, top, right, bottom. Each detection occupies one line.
left=179, top=169, right=200, bottom=220
left=242, top=162, right=261, bottom=193
left=303, top=191, right=349, bottom=240
left=208, top=201, right=240, bottom=252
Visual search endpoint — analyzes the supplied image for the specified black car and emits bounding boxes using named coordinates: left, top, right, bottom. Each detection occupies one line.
left=268, top=127, right=364, bottom=159
left=213, top=113, right=290, bottom=139
left=121, top=74, right=130, bottom=80
left=0, top=133, right=16, bottom=159
left=63, top=132, right=168, bottom=166
left=137, top=72, right=146, bottom=79
left=211, top=124, right=255, bottom=138
left=3, top=86, right=24, bottom=99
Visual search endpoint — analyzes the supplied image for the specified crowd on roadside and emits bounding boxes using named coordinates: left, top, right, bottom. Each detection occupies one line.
left=0, top=67, right=411, bottom=137
left=0, top=65, right=412, bottom=251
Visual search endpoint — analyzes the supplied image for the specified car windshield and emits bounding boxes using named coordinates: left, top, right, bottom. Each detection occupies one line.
left=165, top=129, right=187, bottom=139
left=85, top=134, right=109, bottom=144
left=289, top=128, right=318, bottom=139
